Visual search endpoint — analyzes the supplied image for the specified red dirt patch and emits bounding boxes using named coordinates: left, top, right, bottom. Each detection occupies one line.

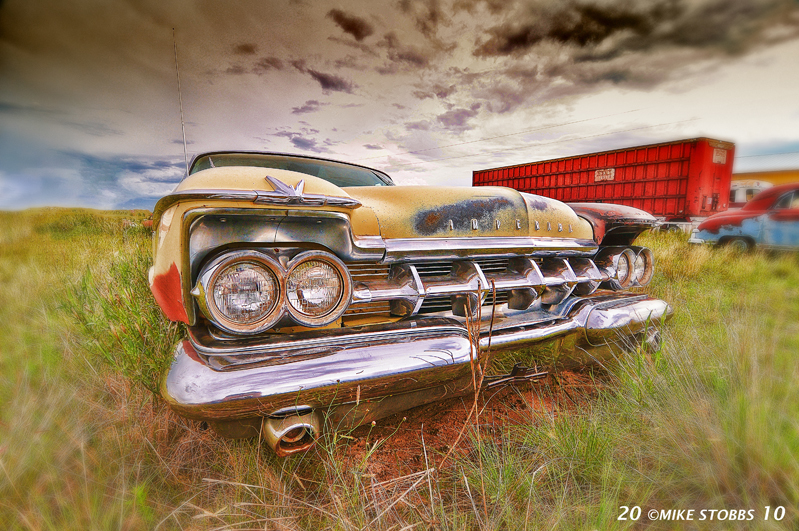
left=334, top=370, right=602, bottom=481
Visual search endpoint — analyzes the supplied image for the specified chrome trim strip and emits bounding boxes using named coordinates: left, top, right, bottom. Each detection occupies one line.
left=154, top=189, right=258, bottom=224
left=153, top=186, right=361, bottom=227
left=255, top=191, right=362, bottom=209
left=382, top=236, right=598, bottom=262
left=189, top=317, right=468, bottom=369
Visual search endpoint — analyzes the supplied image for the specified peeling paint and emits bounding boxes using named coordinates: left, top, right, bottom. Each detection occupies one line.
left=151, top=262, right=189, bottom=323
left=413, top=197, right=515, bottom=236
left=569, top=202, right=658, bottom=245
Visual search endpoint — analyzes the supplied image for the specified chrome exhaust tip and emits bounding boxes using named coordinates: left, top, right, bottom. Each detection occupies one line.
left=262, top=408, right=321, bottom=457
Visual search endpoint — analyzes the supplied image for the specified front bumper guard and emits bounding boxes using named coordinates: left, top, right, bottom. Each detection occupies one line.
left=162, top=292, right=672, bottom=438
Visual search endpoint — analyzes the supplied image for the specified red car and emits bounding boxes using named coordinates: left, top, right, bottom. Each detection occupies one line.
left=689, top=182, right=799, bottom=251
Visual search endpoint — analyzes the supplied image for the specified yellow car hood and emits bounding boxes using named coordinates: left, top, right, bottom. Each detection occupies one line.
left=346, top=185, right=593, bottom=240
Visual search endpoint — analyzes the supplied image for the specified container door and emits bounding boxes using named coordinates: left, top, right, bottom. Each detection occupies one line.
left=690, top=140, right=734, bottom=217
left=707, top=141, right=734, bottom=214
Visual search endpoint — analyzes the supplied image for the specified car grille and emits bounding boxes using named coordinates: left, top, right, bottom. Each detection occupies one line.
left=343, top=255, right=606, bottom=320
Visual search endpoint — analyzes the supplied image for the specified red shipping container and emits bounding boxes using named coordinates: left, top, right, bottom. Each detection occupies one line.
left=473, top=137, right=735, bottom=221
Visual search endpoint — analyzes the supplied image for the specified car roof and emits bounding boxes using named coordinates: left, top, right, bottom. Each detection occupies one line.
left=743, top=182, right=799, bottom=210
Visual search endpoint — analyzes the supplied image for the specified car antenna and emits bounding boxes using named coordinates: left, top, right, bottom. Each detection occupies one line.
left=173, top=28, right=189, bottom=177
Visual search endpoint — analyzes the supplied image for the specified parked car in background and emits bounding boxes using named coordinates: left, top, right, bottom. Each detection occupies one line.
left=150, top=151, right=672, bottom=456
left=689, top=182, right=799, bottom=251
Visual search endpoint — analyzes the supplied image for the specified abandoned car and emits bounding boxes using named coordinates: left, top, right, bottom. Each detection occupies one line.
left=689, top=182, right=799, bottom=251
left=150, top=152, right=672, bottom=455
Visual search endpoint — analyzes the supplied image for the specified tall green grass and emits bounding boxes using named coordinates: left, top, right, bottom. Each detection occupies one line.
left=2, top=210, right=798, bottom=529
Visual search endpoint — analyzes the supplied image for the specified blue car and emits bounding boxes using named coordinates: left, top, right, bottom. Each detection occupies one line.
left=689, top=182, right=799, bottom=251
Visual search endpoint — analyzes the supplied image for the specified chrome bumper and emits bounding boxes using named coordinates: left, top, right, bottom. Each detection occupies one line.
left=688, top=229, right=713, bottom=245
left=162, top=292, right=671, bottom=437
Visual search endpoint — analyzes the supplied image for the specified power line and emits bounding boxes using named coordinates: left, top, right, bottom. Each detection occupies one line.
left=384, top=118, right=699, bottom=170
left=737, top=150, right=799, bottom=158
left=355, top=107, right=645, bottom=162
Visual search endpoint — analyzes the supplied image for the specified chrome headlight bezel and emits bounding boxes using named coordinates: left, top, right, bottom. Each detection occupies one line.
left=284, top=250, right=352, bottom=327
left=594, top=247, right=637, bottom=290
left=594, top=246, right=655, bottom=290
left=616, top=248, right=635, bottom=288
left=194, top=251, right=285, bottom=334
left=630, top=246, right=655, bottom=287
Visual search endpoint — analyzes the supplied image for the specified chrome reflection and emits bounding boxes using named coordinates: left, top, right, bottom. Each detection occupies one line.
left=193, top=251, right=285, bottom=334
left=262, top=408, right=321, bottom=457
left=162, top=293, right=673, bottom=452
left=285, top=251, right=352, bottom=327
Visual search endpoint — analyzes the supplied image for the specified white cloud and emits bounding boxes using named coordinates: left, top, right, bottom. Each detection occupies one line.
left=117, top=167, right=183, bottom=198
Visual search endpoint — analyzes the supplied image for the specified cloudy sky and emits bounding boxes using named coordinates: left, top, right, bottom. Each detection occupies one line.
left=2, top=0, right=799, bottom=210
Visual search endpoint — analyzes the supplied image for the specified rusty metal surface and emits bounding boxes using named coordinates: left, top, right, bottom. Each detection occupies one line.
left=569, top=202, right=659, bottom=245
left=346, top=185, right=594, bottom=240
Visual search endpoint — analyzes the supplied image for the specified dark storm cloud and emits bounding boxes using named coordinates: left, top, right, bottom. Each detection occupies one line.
left=233, top=43, right=257, bottom=55
left=364, top=143, right=382, bottom=150
left=398, top=0, right=447, bottom=39
left=437, top=103, right=481, bottom=129
left=376, top=32, right=430, bottom=73
left=334, top=54, right=370, bottom=70
left=453, top=0, right=799, bottom=117
left=326, top=9, right=375, bottom=41
left=308, top=69, right=354, bottom=92
left=412, top=83, right=457, bottom=100
left=473, top=0, right=799, bottom=59
left=474, top=2, right=654, bottom=56
left=292, top=100, right=324, bottom=114
left=253, top=56, right=284, bottom=73
left=225, top=64, right=247, bottom=75
left=292, top=60, right=355, bottom=93
left=274, top=130, right=327, bottom=153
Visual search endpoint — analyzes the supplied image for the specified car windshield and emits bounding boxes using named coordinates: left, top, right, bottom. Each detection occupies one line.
left=190, top=153, right=393, bottom=187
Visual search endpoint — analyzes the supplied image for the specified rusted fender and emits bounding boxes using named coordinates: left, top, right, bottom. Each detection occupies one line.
left=569, top=203, right=658, bottom=245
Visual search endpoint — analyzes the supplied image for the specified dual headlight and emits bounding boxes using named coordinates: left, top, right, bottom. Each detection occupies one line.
left=194, top=250, right=352, bottom=334
left=597, top=246, right=655, bottom=290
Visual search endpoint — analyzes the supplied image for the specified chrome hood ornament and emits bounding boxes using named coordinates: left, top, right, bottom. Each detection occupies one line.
left=257, top=175, right=361, bottom=209
left=265, top=175, right=305, bottom=197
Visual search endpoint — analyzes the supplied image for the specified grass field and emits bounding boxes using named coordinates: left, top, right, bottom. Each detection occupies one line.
left=1, top=208, right=798, bottom=530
